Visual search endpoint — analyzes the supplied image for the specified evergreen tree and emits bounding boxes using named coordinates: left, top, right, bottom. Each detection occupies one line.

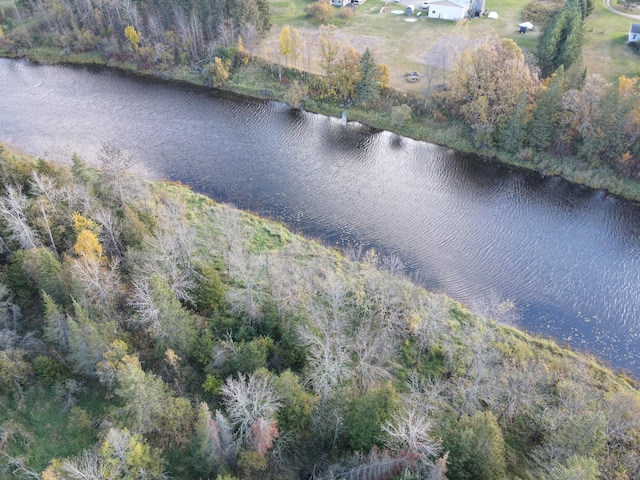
left=356, top=48, right=380, bottom=106
left=498, top=89, right=530, bottom=153
left=443, top=411, right=507, bottom=480
left=528, top=66, right=565, bottom=151
left=556, top=3, right=584, bottom=73
left=67, top=301, right=119, bottom=377
left=537, top=8, right=568, bottom=78
left=128, top=274, right=197, bottom=358
left=537, top=3, right=584, bottom=79
left=255, top=0, right=271, bottom=36
left=346, top=383, right=400, bottom=452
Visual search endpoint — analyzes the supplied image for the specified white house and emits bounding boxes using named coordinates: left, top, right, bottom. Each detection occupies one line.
left=628, top=23, right=640, bottom=43
left=428, top=0, right=470, bottom=20
left=331, top=0, right=349, bottom=6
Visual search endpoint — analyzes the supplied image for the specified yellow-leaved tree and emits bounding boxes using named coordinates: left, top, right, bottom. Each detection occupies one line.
left=279, top=25, right=293, bottom=68
left=124, top=25, right=140, bottom=51
left=72, top=212, right=103, bottom=262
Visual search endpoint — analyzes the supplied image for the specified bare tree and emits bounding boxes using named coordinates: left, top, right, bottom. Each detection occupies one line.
left=93, top=207, right=123, bottom=258
left=97, top=144, right=132, bottom=207
left=30, top=171, right=61, bottom=212
left=492, top=358, right=547, bottom=425
left=128, top=199, right=197, bottom=303
left=447, top=324, right=500, bottom=421
left=221, top=372, right=281, bottom=450
left=290, top=26, right=302, bottom=69
left=195, top=402, right=237, bottom=471
left=324, top=447, right=422, bottom=480
left=120, top=0, right=140, bottom=31
left=303, top=31, right=315, bottom=77
left=603, top=390, right=640, bottom=451
left=427, top=452, right=449, bottom=480
left=240, top=22, right=260, bottom=59
left=127, top=277, right=161, bottom=336
left=352, top=317, right=395, bottom=393
left=264, top=250, right=304, bottom=323
left=382, top=394, right=441, bottom=473
left=226, top=246, right=268, bottom=322
left=67, top=254, right=123, bottom=317
left=410, top=295, right=448, bottom=366
left=0, top=185, right=40, bottom=250
left=297, top=280, right=353, bottom=404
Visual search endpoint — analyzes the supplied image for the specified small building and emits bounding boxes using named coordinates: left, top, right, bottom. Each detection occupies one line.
left=405, top=4, right=416, bottom=15
left=428, top=0, right=470, bottom=20
left=331, top=0, right=349, bottom=6
left=628, top=23, right=640, bottom=43
left=470, top=0, right=485, bottom=17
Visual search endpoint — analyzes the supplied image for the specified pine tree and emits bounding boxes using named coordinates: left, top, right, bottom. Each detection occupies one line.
left=537, top=8, right=568, bottom=78
left=498, top=89, right=530, bottom=153
left=556, top=3, right=584, bottom=73
left=537, top=3, right=584, bottom=79
left=356, top=48, right=380, bottom=106
left=256, top=0, right=272, bottom=36
left=528, top=66, right=565, bottom=151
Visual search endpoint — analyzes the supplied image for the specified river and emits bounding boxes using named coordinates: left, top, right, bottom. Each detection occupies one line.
left=1, top=58, right=640, bottom=376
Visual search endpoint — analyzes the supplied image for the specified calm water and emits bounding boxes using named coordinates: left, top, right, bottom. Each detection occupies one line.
left=2, top=58, right=640, bottom=375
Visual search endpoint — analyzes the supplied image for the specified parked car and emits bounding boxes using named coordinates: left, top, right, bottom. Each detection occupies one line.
left=421, top=1, right=429, bottom=8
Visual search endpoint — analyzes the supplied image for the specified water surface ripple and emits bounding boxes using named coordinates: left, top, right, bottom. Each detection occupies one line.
left=1, top=59, right=640, bottom=376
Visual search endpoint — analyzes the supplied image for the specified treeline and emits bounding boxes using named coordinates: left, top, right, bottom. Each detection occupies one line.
left=439, top=33, right=640, bottom=178
left=536, top=0, right=591, bottom=78
left=1, top=0, right=270, bottom=67
left=1, top=146, right=640, bottom=479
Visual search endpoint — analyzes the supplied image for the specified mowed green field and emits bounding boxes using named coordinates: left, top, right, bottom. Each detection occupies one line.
left=264, top=0, right=640, bottom=91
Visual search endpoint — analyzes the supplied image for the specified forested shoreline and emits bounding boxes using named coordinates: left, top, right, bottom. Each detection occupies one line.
left=1, top=145, right=640, bottom=479
left=2, top=0, right=640, bottom=202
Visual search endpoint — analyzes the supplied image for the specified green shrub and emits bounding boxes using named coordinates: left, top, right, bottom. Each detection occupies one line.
left=193, top=264, right=226, bottom=314
left=202, top=374, right=224, bottom=395
left=33, top=355, right=68, bottom=384
left=345, top=383, right=400, bottom=452
left=443, top=411, right=508, bottom=480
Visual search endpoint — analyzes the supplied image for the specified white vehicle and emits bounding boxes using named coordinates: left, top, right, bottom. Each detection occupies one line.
left=421, top=1, right=430, bottom=9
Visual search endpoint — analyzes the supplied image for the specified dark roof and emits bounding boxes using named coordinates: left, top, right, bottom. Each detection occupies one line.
left=631, top=23, right=640, bottom=34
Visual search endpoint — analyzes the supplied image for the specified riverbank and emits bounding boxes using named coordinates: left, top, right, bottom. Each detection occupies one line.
left=1, top=144, right=640, bottom=479
left=3, top=46, right=640, bottom=205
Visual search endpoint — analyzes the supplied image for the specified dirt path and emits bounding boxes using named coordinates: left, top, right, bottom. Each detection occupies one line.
left=602, top=0, right=640, bottom=20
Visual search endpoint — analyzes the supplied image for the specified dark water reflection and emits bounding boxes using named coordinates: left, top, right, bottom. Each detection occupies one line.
left=1, top=58, right=640, bottom=376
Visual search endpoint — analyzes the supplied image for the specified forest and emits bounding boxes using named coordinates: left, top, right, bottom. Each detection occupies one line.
left=1, top=145, right=640, bottom=480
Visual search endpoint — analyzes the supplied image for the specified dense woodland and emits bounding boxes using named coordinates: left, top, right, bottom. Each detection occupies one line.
left=1, top=145, right=640, bottom=480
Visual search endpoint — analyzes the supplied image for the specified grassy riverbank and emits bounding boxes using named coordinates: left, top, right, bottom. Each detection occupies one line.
left=1, top=144, right=640, bottom=479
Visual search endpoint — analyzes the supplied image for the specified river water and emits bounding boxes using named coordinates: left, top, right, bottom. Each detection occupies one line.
left=1, top=58, right=640, bottom=376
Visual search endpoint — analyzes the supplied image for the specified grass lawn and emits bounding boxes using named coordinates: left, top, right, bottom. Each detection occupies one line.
left=264, top=0, right=640, bottom=91
left=583, top=0, right=640, bottom=78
